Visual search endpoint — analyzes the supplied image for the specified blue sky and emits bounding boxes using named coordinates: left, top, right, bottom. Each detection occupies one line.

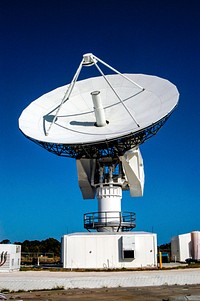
left=1, top=0, right=199, bottom=245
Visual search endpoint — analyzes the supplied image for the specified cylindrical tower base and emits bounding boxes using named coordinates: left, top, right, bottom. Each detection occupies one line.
left=97, top=186, right=122, bottom=212
left=97, top=185, right=122, bottom=232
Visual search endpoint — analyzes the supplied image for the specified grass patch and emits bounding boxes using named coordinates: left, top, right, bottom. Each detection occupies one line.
left=0, top=286, right=64, bottom=294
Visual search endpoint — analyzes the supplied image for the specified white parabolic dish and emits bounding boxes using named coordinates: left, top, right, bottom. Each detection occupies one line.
left=19, top=73, right=179, bottom=146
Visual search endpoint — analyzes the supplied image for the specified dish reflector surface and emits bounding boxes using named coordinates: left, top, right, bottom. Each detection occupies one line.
left=19, top=73, right=179, bottom=158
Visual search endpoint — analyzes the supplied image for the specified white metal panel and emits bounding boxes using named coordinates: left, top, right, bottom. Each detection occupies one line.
left=179, top=233, right=192, bottom=262
left=171, top=236, right=180, bottom=261
left=122, top=236, right=135, bottom=250
left=121, top=148, right=144, bottom=196
left=76, top=159, right=96, bottom=199
left=171, top=233, right=192, bottom=262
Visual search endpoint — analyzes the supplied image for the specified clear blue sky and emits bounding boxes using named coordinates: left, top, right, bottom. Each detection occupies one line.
left=1, top=0, right=199, bottom=245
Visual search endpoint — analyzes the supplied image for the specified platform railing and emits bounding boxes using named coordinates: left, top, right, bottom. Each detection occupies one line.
left=84, top=211, right=136, bottom=232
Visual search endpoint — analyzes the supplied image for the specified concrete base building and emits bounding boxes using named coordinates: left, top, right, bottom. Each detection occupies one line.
left=62, top=231, right=157, bottom=269
left=0, top=244, right=21, bottom=272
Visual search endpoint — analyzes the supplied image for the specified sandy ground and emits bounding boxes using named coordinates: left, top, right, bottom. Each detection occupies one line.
left=3, top=284, right=200, bottom=301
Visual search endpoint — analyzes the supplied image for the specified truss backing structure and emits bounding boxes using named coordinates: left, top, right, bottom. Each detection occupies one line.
left=23, top=113, right=171, bottom=159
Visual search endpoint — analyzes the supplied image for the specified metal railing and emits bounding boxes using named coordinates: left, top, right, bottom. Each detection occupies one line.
left=84, top=211, right=136, bottom=232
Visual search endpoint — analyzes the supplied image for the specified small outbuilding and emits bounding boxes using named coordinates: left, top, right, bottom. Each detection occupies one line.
left=171, top=231, right=200, bottom=262
left=0, top=244, right=21, bottom=272
left=62, top=231, right=157, bottom=269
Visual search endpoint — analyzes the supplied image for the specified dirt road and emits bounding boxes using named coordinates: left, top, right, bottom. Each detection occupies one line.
left=4, top=284, right=200, bottom=301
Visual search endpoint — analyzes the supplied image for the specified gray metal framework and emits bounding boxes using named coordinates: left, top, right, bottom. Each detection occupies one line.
left=24, top=113, right=171, bottom=159
left=84, top=211, right=136, bottom=232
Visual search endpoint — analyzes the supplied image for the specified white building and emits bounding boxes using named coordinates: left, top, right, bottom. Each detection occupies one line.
left=62, top=231, right=157, bottom=269
left=0, top=244, right=21, bottom=272
left=171, top=231, right=200, bottom=262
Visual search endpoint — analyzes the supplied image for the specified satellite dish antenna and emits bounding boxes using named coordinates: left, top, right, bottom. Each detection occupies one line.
left=19, top=53, right=179, bottom=232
